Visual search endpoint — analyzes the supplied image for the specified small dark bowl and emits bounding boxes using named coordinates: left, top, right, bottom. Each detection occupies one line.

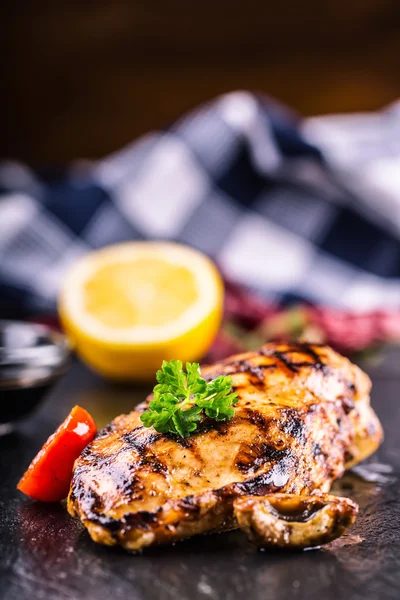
left=0, top=320, right=71, bottom=434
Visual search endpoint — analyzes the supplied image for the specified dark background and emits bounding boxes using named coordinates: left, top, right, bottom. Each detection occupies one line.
left=3, top=0, right=400, bottom=163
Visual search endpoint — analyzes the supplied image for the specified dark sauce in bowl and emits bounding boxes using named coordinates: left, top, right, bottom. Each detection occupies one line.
left=0, top=321, right=70, bottom=431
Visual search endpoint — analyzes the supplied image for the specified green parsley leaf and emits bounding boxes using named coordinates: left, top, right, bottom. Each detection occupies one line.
left=140, top=360, right=238, bottom=438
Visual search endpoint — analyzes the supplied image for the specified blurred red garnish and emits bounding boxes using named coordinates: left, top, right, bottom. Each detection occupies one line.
left=207, top=279, right=400, bottom=363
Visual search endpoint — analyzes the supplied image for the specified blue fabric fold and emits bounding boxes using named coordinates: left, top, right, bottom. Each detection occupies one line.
left=1, top=91, right=400, bottom=317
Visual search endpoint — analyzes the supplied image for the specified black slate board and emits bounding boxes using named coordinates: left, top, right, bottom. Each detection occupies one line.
left=1, top=355, right=400, bottom=600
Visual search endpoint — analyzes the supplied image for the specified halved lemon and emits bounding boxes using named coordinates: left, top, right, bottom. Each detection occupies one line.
left=58, top=242, right=224, bottom=380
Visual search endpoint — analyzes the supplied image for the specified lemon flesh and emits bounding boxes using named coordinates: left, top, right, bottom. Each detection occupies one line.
left=58, top=242, right=224, bottom=381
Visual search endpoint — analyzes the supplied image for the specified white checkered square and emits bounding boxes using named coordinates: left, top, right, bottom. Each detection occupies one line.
left=342, top=273, right=400, bottom=310
left=179, top=189, right=242, bottom=255
left=175, top=109, right=240, bottom=177
left=0, top=194, right=39, bottom=251
left=219, top=213, right=313, bottom=292
left=301, top=253, right=360, bottom=307
left=115, top=134, right=210, bottom=237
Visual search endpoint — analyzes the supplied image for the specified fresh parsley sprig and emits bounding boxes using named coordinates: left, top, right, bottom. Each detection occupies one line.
left=140, top=360, right=238, bottom=438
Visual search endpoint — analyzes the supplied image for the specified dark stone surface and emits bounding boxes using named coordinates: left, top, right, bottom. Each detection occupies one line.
left=1, top=355, right=399, bottom=599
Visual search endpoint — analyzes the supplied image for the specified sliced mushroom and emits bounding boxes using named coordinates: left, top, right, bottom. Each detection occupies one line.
left=234, top=493, right=358, bottom=549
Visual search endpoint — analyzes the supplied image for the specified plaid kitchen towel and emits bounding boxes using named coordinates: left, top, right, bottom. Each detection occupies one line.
left=1, top=91, right=400, bottom=318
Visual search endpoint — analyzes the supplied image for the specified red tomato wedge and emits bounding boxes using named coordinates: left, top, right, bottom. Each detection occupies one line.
left=17, top=405, right=97, bottom=502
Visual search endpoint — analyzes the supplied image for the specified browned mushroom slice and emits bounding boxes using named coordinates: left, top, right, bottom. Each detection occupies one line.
left=234, top=493, right=358, bottom=549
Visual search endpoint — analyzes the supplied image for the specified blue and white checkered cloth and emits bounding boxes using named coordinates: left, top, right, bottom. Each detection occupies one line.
left=1, top=91, right=400, bottom=318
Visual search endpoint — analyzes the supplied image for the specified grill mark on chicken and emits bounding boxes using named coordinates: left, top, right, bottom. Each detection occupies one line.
left=312, top=442, right=323, bottom=458
left=68, top=342, right=383, bottom=551
left=272, top=350, right=301, bottom=374
left=340, top=396, right=356, bottom=414
left=120, top=431, right=169, bottom=480
left=121, top=428, right=160, bottom=448
left=242, top=406, right=307, bottom=445
left=235, top=442, right=290, bottom=474
left=259, top=343, right=332, bottom=377
left=233, top=458, right=293, bottom=495
left=204, top=359, right=275, bottom=387
left=95, top=422, right=119, bottom=438
left=291, top=342, right=330, bottom=370
left=280, top=411, right=307, bottom=442
left=231, top=360, right=274, bottom=382
left=206, top=345, right=341, bottom=389
left=83, top=507, right=162, bottom=533
left=196, top=418, right=232, bottom=436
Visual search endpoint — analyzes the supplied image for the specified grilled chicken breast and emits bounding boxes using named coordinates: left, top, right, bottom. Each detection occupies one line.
left=68, top=343, right=382, bottom=551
